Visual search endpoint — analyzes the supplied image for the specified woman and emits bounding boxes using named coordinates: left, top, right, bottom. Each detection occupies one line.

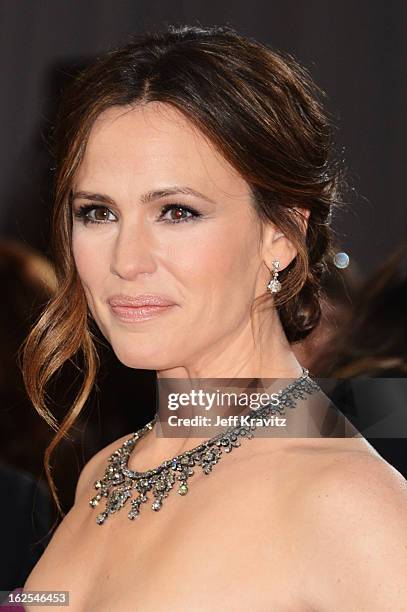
left=21, top=24, right=407, bottom=611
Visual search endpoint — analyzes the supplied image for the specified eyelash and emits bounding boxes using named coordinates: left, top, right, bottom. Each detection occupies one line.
left=73, top=203, right=203, bottom=225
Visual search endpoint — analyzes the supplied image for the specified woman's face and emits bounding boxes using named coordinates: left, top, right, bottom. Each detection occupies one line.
left=71, top=102, right=277, bottom=372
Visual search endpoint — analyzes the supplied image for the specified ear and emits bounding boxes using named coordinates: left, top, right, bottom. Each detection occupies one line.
left=261, top=207, right=310, bottom=271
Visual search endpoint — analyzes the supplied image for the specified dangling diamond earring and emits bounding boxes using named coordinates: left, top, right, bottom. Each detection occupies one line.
left=267, top=260, right=281, bottom=294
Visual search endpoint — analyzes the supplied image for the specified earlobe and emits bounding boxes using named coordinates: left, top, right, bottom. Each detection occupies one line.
left=261, top=224, right=295, bottom=272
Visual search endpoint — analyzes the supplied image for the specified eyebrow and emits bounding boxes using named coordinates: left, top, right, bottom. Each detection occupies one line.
left=71, top=186, right=216, bottom=206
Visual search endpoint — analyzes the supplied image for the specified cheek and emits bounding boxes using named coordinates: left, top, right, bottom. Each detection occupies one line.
left=71, top=231, right=107, bottom=294
left=167, top=222, right=261, bottom=305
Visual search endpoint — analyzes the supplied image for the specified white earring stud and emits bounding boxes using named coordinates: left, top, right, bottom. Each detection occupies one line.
left=267, top=260, right=281, bottom=294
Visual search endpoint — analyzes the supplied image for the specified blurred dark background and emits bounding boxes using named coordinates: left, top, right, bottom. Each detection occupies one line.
left=0, top=1, right=406, bottom=589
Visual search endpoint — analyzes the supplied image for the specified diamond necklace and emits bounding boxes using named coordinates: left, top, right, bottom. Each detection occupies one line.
left=90, top=367, right=320, bottom=524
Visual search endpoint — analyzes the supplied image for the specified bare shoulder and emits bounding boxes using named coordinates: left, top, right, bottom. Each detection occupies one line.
left=74, top=431, right=134, bottom=505
left=288, top=441, right=407, bottom=611
left=297, top=438, right=407, bottom=510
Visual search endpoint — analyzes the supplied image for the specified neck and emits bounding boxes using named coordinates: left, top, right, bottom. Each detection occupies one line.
left=129, top=310, right=306, bottom=469
left=156, top=306, right=302, bottom=381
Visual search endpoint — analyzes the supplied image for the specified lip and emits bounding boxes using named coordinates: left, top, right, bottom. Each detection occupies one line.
left=108, top=294, right=176, bottom=307
left=107, top=294, right=177, bottom=323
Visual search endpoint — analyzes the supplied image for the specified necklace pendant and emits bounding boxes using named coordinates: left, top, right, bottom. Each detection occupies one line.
left=127, top=497, right=144, bottom=520
left=178, top=483, right=188, bottom=495
left=89, top=494, right=101, bottom=507
left=96, top=511, right=108, bottom=525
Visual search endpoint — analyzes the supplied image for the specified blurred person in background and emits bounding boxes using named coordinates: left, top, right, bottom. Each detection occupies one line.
left=330, top=242, right=407, bottom=476
left=310, top=241, right=407, bottom=477
left=324, top=241, right=407, bottom=379
left=0, top=239, right=56, bottom=592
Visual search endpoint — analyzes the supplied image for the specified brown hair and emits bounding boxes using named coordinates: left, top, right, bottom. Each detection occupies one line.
left=21, top=24, right=345, bottom=517
left=327, top=241, right=407, bottom=378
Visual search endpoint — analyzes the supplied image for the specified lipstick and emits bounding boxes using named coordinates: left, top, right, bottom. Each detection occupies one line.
left=108, top=294, right=176, bottom=322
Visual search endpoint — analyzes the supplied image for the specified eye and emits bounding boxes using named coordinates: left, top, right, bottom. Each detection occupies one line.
left=158, top=203, right=203, bottom=224
left=73, top=204, right=116, bottom=225
left=73, top=202, right=203, bottom=226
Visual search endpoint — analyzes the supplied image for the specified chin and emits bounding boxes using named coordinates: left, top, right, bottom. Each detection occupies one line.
left=111, top=342, right=177, bottom=371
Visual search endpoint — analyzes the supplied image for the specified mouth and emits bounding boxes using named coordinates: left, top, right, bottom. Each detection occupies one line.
left=109, top=303, right=175, bottom=322
left=107, top=294, right=177, bottom=323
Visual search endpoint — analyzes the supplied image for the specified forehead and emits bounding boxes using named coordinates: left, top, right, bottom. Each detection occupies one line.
left=74, top=102, right=251, bottom=202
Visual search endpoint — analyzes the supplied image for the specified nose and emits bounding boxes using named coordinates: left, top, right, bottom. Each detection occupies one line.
left=110, top=221, right=157, bottom=280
